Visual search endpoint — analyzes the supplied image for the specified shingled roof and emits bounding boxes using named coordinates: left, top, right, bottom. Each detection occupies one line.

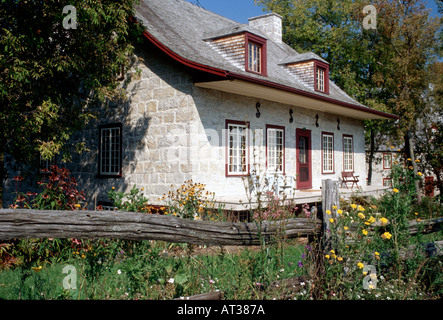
left=134, top=0, right=398, bottom=120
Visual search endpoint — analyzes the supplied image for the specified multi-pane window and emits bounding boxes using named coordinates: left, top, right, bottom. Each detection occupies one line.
left=227, top=121, right=249, bottom=176
left=322, top=132, right=334, bottom=173
left=314, top=60, right=329, bottom=94
left=245, top=33, right=267, bottom=76
left=267, top=126, right=284, bottom=173
left=343, top=136, right=354, bottom=172
left=383, top=153, right=392, bottom=169
left=248, top=42, right=261, bottom=74
left=316, top=67, right=325, bottom=92
left=99, top=124, right=122, bottom=176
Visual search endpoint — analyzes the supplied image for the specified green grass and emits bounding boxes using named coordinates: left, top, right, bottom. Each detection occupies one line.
left=0, top=240, right=306, bottom=300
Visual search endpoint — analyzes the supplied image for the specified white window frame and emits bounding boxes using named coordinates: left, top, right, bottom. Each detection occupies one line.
left=316, top=67, right=325, bottom=92
left=266, top=126, right=284, bottom=174
left=226, top=120, right=249, bottom=176
left=248, top=42, right=262, bottom=74
left=322, top=132, right=334, bottom=174
left=343, top=135, right=354, bottom=172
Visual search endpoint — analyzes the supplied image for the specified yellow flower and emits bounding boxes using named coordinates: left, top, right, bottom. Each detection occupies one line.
left=357, top=262, right=364, bottom=269
left=326, top=210, right=331, bottom=215
left=332, top=205, right=337, bottom=210
left=358, top=212, right=365, bottom=219
left=330, top=250, right=335, bottom=254
left=415, top=159, right=420, bottom=163
left=417, top=172, right=422, bottom=176
left=81, top=254, right=86, bottom=259
left=31, top=266, right=42, bottom=272
left=337, top=257, right=343, bottom=262
left=390, top=146, right=395, bottom=149
left=392, top=188, right=399, bottom=193
left=357, top=205, right=365, bottom=211
left=362, top=229, right=368, bottom=236
left=380, top=217, right=388, bottom=225
left=112, top=186, right=115, bottom=190
left=337, top=209, right=343, bottom=215
left=375, top=251, right=380, bottom=256
left=350, top=204, right=357, bottom=209
left=329, top=218, right=334, bottom=223
left=407, top=158, right=412, bottom=161
left=381, top=232, right=392, bottom=240
left=331, top=254, right=337, bottom=259
left=344, top=226, right=349, bottom=230
left=365, top=216, right=375, bottom=225
left=325, top=255, right=330, bottom=259
left=416, top=218, right=421, bottom=222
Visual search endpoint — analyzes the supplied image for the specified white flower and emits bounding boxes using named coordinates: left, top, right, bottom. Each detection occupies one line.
left=280, top=268, right=285, bottom=272
left=300, top=282, right=305, bottom=286
left=168, top=278, right=175, bottom=284
left=117, top=269, right=122, bottom=275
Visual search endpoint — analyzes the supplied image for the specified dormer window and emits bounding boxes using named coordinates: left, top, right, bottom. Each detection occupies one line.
left=314, top=60, right=329, bottom=94
left=245, top=33, right=267, bottom=76
left=316, top=67, right=325, bottom=91
left=248, top=42, right=261, bottom=73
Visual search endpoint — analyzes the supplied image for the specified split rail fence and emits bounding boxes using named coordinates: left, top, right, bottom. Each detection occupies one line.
left=0, top=179, right=441, bottom=299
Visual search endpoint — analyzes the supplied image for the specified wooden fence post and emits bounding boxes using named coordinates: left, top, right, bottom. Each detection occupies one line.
left=321, top=179, right=340, bottom=250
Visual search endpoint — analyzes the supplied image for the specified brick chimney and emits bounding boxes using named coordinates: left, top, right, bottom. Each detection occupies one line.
left=248, top=13, right=283, bottom=44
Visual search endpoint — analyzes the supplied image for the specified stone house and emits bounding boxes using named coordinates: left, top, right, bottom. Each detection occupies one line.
left=3, top=0, right=398, bottom=209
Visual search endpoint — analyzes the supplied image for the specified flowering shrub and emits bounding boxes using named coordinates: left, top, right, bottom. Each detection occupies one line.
left=10, top=165, right=85, bottom=210
left=295, top=155, right=441, bottom=300
left=160, top=180, right=224, bottom=221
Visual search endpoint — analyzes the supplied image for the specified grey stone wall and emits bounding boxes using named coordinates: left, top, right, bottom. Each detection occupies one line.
left=2, top=41, right=367, bottom=209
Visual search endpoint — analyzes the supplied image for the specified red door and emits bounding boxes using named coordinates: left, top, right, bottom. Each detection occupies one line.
left=296, top=129, right=312, bottom=189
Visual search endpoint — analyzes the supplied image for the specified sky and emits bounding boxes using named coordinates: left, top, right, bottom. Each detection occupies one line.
left=185, top=0, right=442, bottom=24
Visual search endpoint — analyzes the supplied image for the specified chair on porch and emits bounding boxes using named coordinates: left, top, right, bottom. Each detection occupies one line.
left=340, top=171, right=360, bottom=189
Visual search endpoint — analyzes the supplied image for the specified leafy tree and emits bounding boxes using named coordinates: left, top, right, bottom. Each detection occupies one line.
left=256, top=0, right=440, bottom=196
left=0, top=0, right=142, bottom=205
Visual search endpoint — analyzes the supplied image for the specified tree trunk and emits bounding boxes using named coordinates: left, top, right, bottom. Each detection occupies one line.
left=405, top=131, right=422, bottom=203
left=367, top=128, right=375, bottom=186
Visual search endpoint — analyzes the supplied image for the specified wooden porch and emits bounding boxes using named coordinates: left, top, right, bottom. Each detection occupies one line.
left=214, top=184, right=390, bottom=211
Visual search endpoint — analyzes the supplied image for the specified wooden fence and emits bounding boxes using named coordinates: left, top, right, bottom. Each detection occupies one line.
left=0, top=179, right=441, bottom=300
left=0, top=209, right=321, bottom=246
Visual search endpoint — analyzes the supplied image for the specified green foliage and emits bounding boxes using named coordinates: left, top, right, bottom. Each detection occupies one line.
left=160, top=180, right=225, bottom=221
left=297, top=157, right=442, bottom=300
left=107, top=185, right=150, bottom=213
left=0, top=0, right=142, bottom=180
